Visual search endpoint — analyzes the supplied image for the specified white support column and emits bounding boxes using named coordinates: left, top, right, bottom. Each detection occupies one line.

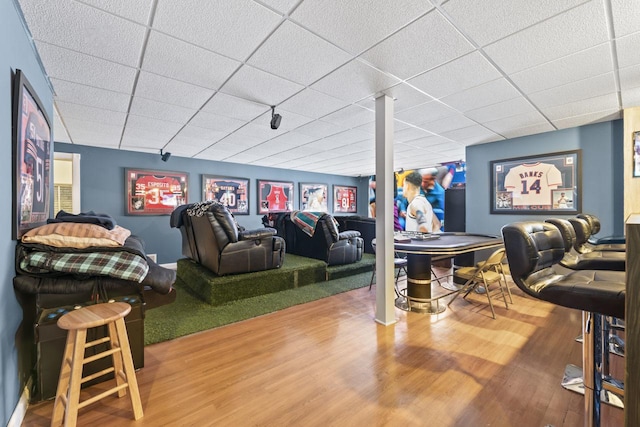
left=374, top=94, right=396, bottom=325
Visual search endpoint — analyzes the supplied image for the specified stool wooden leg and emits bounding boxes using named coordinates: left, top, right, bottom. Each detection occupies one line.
left=114, top=318, right=144, bottom=419
left=65, top=329, right=87, bottom=427
left=51, top=330, right=76, bottom=426
left=107, top=322, right=127, bottom=398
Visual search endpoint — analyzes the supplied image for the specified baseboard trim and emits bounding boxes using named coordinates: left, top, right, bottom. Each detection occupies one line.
left=7, top=377, right=31, bottom=427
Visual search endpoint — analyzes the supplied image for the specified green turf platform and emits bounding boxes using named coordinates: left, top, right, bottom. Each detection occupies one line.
left=177, top=253, right=374, bottom=306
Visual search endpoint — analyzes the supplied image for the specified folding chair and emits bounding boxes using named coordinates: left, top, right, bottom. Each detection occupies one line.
left=448, top=248, right=509, bottom=319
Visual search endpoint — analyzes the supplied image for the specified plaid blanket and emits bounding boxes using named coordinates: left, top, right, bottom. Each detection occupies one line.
left=19, top=250, right=149, bottom=283
left=291, top=211, right=324, bottom=237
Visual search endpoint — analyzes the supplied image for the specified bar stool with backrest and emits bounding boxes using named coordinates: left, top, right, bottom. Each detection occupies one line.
left=369, top=241, right=408, bottom=295
left=51, top=302, right=143, bottom=427
left=501, top=221, right=625, bottom=427
left=576, top=213, right=625, bottom=251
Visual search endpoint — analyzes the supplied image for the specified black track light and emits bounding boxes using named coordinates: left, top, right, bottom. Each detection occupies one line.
left=160, top=149, right=171, bottom=162
left=270, top=105, right=282, bottom=130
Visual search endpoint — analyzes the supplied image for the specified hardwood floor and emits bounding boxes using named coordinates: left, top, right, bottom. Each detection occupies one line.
left=22, top=274, right=624, bottom=426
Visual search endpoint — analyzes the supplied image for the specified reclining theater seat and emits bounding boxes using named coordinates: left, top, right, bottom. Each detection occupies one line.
left=172, top=202, right=285, bottom=276
left=263, top=212, right=363, bottom=266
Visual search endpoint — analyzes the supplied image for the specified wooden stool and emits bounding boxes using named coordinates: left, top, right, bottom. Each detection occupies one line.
left=51, top=302, right=143, bottom=426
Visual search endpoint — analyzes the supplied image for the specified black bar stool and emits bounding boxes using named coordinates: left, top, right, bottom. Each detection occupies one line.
left=502, top=221, right=625, bottom=427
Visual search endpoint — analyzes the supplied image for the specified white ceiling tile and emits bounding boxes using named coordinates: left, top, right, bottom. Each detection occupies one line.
left=395, top=100, right=458, bottom=125
left=248, top=21, right=353, bottom=86
left=442, top=0, right=588, bottom=46
left=279, top=88, right=349, bottom=118
left=376, top=84, right=435, bottom=112
left=483, top=1, right=609, bottom=74
left=290, top=0, right=433, bottom=55
left=63, top=118, right=123, bottom=147
left=142, top=31, right=240, bottom=90
left=407, top=51, right=502, bottom=100
left=440, top=78, right=521, bottom=112
left=465, top=97, right=536, bottom=123
left=311, top=59, right=401, bottom=103
left=165, top=135, right=212, bottom=157
left=120, top=127, right=172, bottom=150
left=440, top=124, right=501, bottom=145
left=78, top=0, right=153, bottom=24
left=221, top=64, right=304, bottom=106
left=259, top=0, right=300, bottom=15
left=552, top=109, right=622, bottom=130
left=500, top=123, right=555, bottom=139
left=20, top=0, right=146, bottom=65
left=323, top=129, right=371, bottom=145
left=619, top=64, right=640, bottom=90
left=395, top=126, right=433, bottom=142
left=362, top=10, right=474, bottom=79
left=51, top=78, right=131, bottom=112
left=482, top=111, right=549, bottom=134
left=265, top=132, right=316, bottom=149
left=135, top=71, right=215, bottom=109
left=509, top=43, right=613, bottom=94
left=616, top=32, right=640, bottom=68
left=36, top=43, right=136, bottom=93
left=611, top=0, right=640, bottom=38
left=125, top=114, right=184, bottom=135
left=176, top=124, right=229, bottom=142
left=542, top=93, right=619, bottom=121
left=321, top=105, right=375, bottom=128
left=234, top=122, right=287, bottom=140
left=153, top=0, right=281, bottom=61
left=529, top=72, right=617, bottom=109
left=293, top=120, right=347, bottom=138
left=129, top=96, right=197, bottom=123
left=189, top=111, right=246, bottom=133
left=202, top=93, right=270, bottom=121
left=419, top=114, right=477, bottom=134
left=55, top=101, right=127, bottom=127
left=214, top=133, right=265, bottom=149
left=53, top=109, right=72, bottom=143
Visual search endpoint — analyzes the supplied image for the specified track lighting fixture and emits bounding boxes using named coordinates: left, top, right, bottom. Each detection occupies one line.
left=160, top=149, right=171, bottom=162
left=270, top=106, right=282, bottom=130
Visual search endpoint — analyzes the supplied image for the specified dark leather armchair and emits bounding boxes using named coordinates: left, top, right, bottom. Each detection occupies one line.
left=263, top=212, right=363, bottom=266
left=171, top=202, right=285, bottom=276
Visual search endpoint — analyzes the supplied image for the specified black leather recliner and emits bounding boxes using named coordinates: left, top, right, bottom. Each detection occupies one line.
left=171, top=202, right=285, bottom=276
left=263, top=212, right=363, bottom=266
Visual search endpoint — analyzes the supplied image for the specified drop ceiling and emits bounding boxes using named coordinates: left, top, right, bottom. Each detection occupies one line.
left=16, top=0, right=640, bottom=176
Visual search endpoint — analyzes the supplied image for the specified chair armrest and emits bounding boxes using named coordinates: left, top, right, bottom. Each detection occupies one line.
left=239, top=227, right=277, bottom=240
left=339, top=230, right=361, bottom=240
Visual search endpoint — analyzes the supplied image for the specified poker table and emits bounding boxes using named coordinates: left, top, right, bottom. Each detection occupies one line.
left=373, top=232, right=503, bottom=314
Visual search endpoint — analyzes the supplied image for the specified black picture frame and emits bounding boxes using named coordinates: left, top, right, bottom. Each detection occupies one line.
left=299, top=182, right=328, bottom=212
left=203, top=175, right=250, bottom=215
left=125, top=168, right=188, bottom=215
left=490, top=150, right=581, bottom=214
left=257, top=179, right=294, bottom=214
left=12, top=69, right=52, bottom=239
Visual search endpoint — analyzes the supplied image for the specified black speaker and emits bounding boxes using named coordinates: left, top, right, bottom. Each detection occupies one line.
left=270, top=113, right=282, bottom=130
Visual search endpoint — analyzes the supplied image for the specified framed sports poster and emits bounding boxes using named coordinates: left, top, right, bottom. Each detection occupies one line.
left=126, top=168, right=188, bottom=215
left=333, top=185, right=357, bottom=213
left=633, top=131, right=640, bottom=177
left=300, top=183, right=328, bottom=212
left=490, top=150, right=581, bottom=214
left=203, top=175, right=249, bottom=215
left=257, top=179, right=294, bottom=214
left=12, top=69, right=52, bottom=239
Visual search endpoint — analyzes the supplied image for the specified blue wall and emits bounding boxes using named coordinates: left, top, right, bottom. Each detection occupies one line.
left=1, top=0, right=54, bottom=424
left=54, top=143, right=366, bottom=264
left=466, top=120, right=624, bottom=237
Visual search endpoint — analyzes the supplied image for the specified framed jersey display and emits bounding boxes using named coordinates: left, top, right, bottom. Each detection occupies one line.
left=203, top=175, right=249, bottom=215
left=491, top=150, right=581, bottom=214
left=333, top=185, right=357, bottom=213
left=257, top=179, right=294, bottom=214
left=12, top=69, right=52, bottom=239
left=300, top=183, right=328, bottom=212
left=126, top=168, right=188, bottom=215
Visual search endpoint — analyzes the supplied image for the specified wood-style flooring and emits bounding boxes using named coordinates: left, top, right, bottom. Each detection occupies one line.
left=22, top=272, right=624, bottom=426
